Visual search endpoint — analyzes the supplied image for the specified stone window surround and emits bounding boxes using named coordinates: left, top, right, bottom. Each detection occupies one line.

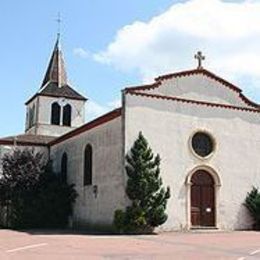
left=189, top=129, right=216, bottom=160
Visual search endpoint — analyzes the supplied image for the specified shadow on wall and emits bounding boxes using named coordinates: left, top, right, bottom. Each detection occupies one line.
left=234, top=204, right=254, bottom=230
left=128, top=95, right=260, bottom=126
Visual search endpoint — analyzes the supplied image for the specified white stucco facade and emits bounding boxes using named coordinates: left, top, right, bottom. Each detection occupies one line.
left=1, top=66, right=259, bottom=231
left=124, top=92, right=260, bottom=230
left=50, top=115, right=127, bottom=228
left=43, top=70, right=260, bottom=231
left=121, top=72, right=260, bottom=230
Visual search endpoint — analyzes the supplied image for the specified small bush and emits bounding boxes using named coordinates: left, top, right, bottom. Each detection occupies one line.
left=114, top=210, right=125, bottom=232
left=114, top=205, right=148, bottom=233
left=244, top=187, right=260, bottom=230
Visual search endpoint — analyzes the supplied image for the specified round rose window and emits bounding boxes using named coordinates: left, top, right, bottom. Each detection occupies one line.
left=191, top=132, right=214, bottom=158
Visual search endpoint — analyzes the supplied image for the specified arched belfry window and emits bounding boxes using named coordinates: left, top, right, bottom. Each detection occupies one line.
left=28, top=108, right=32, bottom=128
left=61, top=153, right=68, bottom=183
left=63, top=104, right=72, bottom=127
left=51, top=102, right=61, bottom=125
left=84, top=144, right=92, bottom=186
left=32, top=104, right=36, bottom=125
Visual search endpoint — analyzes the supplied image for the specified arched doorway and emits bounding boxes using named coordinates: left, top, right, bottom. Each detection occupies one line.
left=191, top=170, right=215, bottom=227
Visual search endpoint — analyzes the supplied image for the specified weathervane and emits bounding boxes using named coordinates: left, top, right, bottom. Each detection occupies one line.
left=56, top=12, right=62, bottom=39
left=194, top=51, right=205, bottom=69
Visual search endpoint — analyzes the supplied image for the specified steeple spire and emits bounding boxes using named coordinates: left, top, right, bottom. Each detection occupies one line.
left=41, top=35, right=68, bottom=88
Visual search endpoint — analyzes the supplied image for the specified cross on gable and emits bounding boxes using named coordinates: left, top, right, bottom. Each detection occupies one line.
left=194, top=51, right=205, bottom=69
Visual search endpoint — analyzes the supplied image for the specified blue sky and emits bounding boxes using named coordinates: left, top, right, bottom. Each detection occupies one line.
left=1, top=0, right=260, bottom=137
left=0, top=0, right=176, bottom=136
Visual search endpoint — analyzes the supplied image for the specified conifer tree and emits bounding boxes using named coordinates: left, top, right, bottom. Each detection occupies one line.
left=114, top=132, right=170, bottom=233
left=245, top=187, right=260, bottom=230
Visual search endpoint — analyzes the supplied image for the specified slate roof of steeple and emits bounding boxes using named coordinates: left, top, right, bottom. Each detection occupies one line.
left=41, top=37, right=68, bottom=88
left=25, top=37, right=87, bottom=105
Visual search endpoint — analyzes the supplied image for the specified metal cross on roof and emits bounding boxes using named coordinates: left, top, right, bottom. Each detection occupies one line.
left=194, top=51, right=205, bottom=69
left=56, top=12, right=62, bottom=39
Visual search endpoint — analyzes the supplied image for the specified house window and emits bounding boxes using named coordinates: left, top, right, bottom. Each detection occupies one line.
left=84, top=144, right=92, bottom=186
left=191, top=132, right=214, bottom=158
left=63, top=104, right=72, bottom=126
left=51, top=102, right=61, bottom=125
left=61, top=152, right=68, bottom=183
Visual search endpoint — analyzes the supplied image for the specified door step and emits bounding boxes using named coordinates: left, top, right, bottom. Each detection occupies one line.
left=191, top=226, right=218, bottom=230
left=190, top=226, right=218, bottom=230
left=190, top=226, right=221, bottom=233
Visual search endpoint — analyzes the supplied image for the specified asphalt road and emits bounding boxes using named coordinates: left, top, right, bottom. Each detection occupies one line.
left=0, top=230, right=259, bottom=259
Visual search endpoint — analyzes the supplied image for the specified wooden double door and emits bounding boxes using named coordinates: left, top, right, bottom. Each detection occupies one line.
left=191, top=170, right=215, bottom=227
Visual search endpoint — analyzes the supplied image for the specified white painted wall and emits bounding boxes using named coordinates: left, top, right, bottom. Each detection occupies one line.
left=50, top=116, right=126, bottom=228
left=26, top=96, right=86, bottom=137
left=141, top=74, right=252, bottom=108
left=124, top=92, right=260, bottom=231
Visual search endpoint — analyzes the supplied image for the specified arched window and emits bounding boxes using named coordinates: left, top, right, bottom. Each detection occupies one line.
left=63, top=104, right=72, bottom=126
left=26, top=110, right=29, bottom=129
left=61, top=153, right=68, bottom=183
left=27, top=108, right=31, bottom=128
left=84, top=144, right=92, bottom=186
left=32, top=104, right=36, bottom=125
left=51, top=102, right=61, bottom=125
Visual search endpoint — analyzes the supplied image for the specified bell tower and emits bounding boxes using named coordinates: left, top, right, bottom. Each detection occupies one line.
left=25, top=36, right=87, bottom=137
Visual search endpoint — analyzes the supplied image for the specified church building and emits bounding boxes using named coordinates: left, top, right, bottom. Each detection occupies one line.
left=1, top=38, right=260, bottom=231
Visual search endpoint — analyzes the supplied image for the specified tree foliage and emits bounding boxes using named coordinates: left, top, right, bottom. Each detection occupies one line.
left=0, top=149, right=77, bottom=229
left=114, top=132, right=170, bottom=233
left=244, top=187, right=260, bottom=230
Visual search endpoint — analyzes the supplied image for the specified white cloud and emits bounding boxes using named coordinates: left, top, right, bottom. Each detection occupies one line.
left=73, top=48, right=89, bottom=59
left=107, top=99, right=121, bottom=108
left=86, top=98, right=121, bottom=121
left=94, top=0, right=260, bottom=89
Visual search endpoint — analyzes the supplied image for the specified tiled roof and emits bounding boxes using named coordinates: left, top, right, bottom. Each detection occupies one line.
left=41, top=82, right=87, bottom=100
left=25, top=82, right=87, bottom=105
left=50, top=108, right=122, bottom=146
left=0, top=108, right=122, bottom=147
left=41, top=37, right=67, bottom=88
left=25, top=37, right=87, bottom=105
left=0, top=134, right=56, bottom=146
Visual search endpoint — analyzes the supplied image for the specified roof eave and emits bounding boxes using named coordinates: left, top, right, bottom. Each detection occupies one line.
left=0, top=139, right=49, bottom=147
left=124, top=68, right=259, bottom=109
left=25, top=93, right=88, bottom=105
left=50, top=108, right=122, bottom=146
